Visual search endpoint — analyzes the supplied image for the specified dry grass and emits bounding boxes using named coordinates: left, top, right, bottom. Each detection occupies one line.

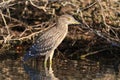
left=0, top=0, right=119, bottom=57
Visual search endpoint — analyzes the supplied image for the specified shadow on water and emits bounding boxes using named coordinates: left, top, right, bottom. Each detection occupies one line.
left=0, top=51, right=120, bottom=80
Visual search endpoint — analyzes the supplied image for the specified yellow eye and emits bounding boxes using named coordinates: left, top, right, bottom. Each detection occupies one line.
left=67, top=17, right=71, bottom=20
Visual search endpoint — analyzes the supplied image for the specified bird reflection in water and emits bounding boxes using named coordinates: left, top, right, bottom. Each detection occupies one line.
left=23, top=63, right=59, bottom=80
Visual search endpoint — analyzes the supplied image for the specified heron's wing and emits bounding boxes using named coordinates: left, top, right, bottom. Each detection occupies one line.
left=23, top=26, right=61, bottom=61
left=30, top=26, right=60, bottom=54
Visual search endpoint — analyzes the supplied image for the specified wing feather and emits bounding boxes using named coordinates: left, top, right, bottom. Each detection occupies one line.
left=29, top=27, right=61, bottom=55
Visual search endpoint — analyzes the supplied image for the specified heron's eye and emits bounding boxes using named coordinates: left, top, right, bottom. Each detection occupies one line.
left=67, top=17, right=71, bottom=20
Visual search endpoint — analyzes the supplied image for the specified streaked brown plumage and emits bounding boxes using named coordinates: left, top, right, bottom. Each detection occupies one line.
left=23, top=14, right=79, bottom=67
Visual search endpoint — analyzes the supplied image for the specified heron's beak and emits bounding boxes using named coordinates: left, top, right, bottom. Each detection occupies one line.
left=73, top=20, right=80, bottom=24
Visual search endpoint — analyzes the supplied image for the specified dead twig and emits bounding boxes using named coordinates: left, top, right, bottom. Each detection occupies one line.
left=29, top=0, right=48, bottom=12
left=80, top=48, right=107, bottom=60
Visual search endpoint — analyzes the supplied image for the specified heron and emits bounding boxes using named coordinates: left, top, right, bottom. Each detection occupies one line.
left=23, top=14, right=80, bottom=67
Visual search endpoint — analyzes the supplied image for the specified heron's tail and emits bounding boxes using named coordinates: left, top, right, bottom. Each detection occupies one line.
left=23, top=51, right=33, bottom=62
left=23, top=45, right=38, bottom=62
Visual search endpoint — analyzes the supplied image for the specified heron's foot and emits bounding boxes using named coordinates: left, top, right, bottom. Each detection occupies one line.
left=49, top=65, right=53, bottom=73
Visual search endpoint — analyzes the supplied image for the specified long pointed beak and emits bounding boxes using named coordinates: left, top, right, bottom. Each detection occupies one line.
left=73, top=20, right=80, bottom=24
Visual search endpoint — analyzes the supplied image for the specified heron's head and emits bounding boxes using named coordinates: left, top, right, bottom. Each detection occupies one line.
left=58, top=14, right=80, bottom=26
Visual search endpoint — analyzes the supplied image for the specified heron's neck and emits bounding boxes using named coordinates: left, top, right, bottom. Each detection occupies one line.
left=57, top=22, right=68, bottom=29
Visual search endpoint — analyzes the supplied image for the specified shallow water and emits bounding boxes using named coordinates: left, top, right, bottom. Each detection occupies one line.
left=0, top=53, right=120, bottom=80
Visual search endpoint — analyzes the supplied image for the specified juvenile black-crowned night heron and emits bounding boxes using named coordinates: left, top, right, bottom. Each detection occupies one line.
left=23, top=14, right=79, bottom=67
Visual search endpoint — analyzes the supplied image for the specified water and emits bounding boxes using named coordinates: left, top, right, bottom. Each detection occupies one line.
left=0, top=55, right=120, bottom=80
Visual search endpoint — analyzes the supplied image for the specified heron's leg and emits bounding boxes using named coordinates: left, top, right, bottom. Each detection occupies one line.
left=44, top=55, right=49, bottom=67
left=49, top=50, right=54, bottom=68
